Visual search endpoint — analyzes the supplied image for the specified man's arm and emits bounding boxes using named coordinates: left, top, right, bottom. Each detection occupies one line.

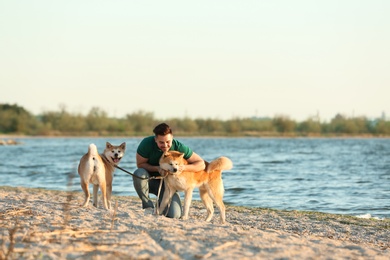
left=136, top=153, right=160, bottom=173
left=182, top=152, right=205, bottom=172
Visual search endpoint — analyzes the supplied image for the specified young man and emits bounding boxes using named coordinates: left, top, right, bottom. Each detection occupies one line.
left=132, top=122, right=205, bottom=218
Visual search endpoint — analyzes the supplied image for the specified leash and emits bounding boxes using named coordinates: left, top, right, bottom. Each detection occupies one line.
left=114, top=164, right=170, bottom=216
left=155, top=177, right=164, bottom=215
left=114, top=165, right=163, bottom=180
left=101, top=154, right=150, bottom=180
left=155, top=175, right=173, bottom=217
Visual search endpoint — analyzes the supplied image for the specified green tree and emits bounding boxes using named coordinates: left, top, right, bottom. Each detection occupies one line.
left=297, top=118, right=322, bottom=134
left=40, top=106, right=86, bottom=133
left=169, top=117, right=199, bottom=134
left=125, top=110, right=156, bottom=134
left=272, top=115, right=296, bottom=133
left=195, top=118, right=224, bottom=134
left=85, top=107, right=110, bottom=132
left=0, top=104, right=38, bottom=134
left=375, top=120, right=390, bottom=135
left=225, top=118, right=242, bottom=134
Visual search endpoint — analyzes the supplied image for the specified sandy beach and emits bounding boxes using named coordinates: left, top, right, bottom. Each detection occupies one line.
left=0, top=186, right=389, bottom=259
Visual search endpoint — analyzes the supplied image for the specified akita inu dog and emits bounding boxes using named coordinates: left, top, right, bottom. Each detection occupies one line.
left=158, top=151, right=233, bottom=223
left=78, top=142, right=126, bottom=210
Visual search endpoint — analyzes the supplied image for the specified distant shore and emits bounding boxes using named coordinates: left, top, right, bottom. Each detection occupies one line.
left=1, top=134, right=389, bottom=139
left=1, top=186, right=389, bottom=259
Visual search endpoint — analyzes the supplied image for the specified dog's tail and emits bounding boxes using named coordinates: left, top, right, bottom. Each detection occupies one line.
left=206, top=157, right=233, bottom=173
left=78, top=144, right=99, bottom=175
left=87, top=143, right=100, bottom=172
left=88, top=143, right=99, bottom=157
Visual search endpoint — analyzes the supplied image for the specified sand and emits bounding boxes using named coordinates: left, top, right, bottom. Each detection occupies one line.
left=0, top=186, right=389, bottom=260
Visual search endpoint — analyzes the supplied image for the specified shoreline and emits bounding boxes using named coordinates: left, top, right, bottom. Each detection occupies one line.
left=2, top=185, right=389, bottom=221
left=1, top=186, right=389, bottom=259
left=1, top=134, right=390, bottom=139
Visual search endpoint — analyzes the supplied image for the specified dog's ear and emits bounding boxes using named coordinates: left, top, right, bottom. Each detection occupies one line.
left=120, top=142, right=126, bottom=150
left=106, top=142, right=112, bottom=149
left=163, top=151, right=169, bottom=157
left=179, top=153, right=184, bottom=159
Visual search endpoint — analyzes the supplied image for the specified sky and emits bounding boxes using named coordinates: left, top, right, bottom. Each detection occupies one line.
left=0, top=1, right=389, bottom=122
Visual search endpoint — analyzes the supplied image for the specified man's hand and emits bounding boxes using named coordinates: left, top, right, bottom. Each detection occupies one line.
left=178, top=165, right=186, bottom=172
left=158, top=167, right=169, bottom=177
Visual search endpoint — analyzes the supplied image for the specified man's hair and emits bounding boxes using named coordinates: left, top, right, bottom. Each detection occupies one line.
left=153, top=123, right=173, bottom=136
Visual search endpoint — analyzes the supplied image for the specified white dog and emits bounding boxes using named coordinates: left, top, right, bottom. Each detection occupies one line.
left=78, top=142, right=126, bottom=209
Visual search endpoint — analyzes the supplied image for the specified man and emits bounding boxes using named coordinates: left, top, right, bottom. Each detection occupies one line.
left=133, top=122, right=205, bottom=218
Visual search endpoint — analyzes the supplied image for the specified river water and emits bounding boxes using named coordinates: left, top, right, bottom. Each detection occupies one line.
left=1, top=137, right=389, bottom=219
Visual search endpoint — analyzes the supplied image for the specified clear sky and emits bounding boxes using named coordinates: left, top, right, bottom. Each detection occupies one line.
left=1, top=1, right=389, bottom=122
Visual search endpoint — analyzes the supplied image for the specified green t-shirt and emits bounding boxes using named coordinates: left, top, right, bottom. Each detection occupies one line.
left=137, top=136, right=193, bottom=166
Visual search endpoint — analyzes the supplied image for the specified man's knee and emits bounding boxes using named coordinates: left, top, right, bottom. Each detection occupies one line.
left=133, top=168, right=149, bottom=179
left=133, top=168, right=149, bottom=185
left=132, top=168, right=149, bottom=193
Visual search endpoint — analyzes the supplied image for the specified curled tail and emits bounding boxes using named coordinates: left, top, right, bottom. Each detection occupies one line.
left=88, top=143, right=98, bottom=157
left=206, top=157, right=233, bottom=173
left=88, top=143, right=99, bottom=171
left=78, top=143, right=99, bottom=175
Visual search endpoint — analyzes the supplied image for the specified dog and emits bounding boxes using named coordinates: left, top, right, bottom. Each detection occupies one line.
left=78, top=142, right=126, bottom=209
left=158, top=151, right=233, bottom=223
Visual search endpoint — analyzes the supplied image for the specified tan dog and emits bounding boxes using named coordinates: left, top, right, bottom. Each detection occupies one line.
left=159, top=151, right=233, bottom=223
left=78, top=142, right=126, bottom=209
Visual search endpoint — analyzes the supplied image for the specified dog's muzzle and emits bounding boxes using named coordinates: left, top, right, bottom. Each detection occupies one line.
left=112, top=155, right=122, bottom=163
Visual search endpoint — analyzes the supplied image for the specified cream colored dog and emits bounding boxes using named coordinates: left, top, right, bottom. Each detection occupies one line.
left=159, top=151, right=233, bottom=223
left=78, top=142, right=126, bottom=209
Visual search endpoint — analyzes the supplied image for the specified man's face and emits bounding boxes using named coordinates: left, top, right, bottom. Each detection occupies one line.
left=155, top=134, right=173, bottom=152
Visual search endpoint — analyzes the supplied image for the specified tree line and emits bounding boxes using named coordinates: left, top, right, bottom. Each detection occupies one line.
left=1, top=103, right=389, bottom=137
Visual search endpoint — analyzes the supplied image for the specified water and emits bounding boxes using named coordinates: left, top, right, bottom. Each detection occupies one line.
left=1, top=137, right=389, bottom=219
